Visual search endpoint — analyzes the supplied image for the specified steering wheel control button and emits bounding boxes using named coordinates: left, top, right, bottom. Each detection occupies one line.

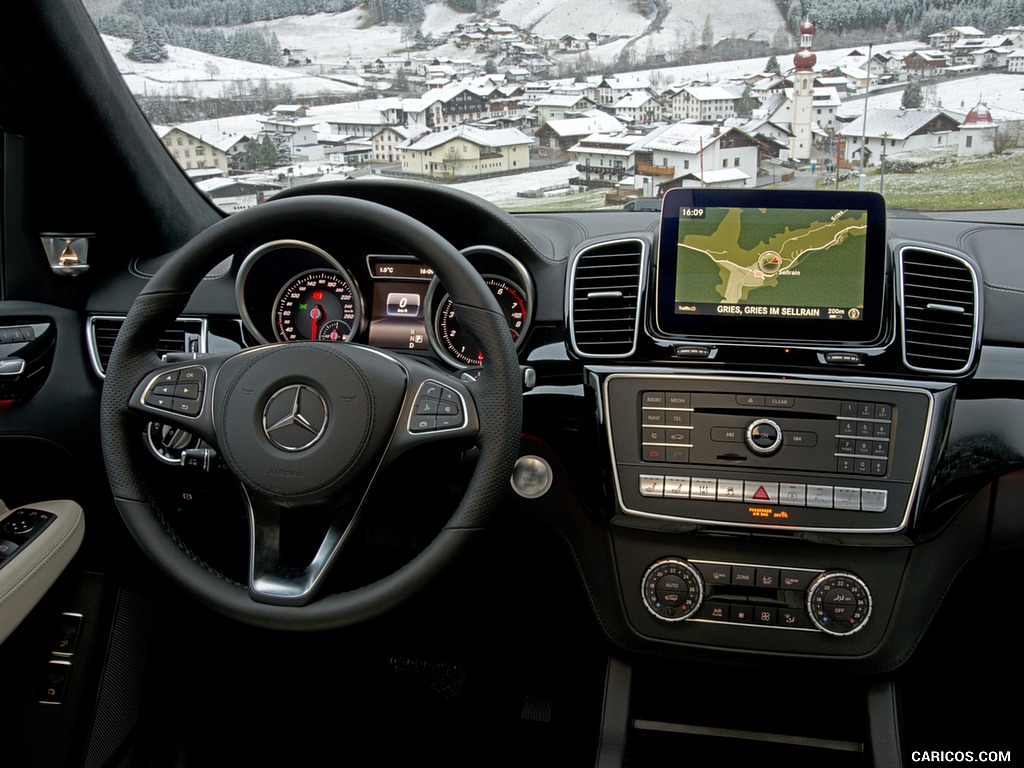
left=642, top=559, right=704, bottom=622
left=807, top=572, right=872, bottom=635
left=745, top=418, right=783, bottom=455
left=263, top=384, right=329, bottom=452
left=409, top=381, right=465, bottom=433
left=144, top=366, right=206, bottom=418
left=511, top=456, right=553, bottom=499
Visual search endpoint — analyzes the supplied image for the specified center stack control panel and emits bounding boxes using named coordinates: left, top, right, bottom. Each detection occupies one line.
left=641, top=557, right=872, bottom=636
left=602, top=374, right=935, bottom=532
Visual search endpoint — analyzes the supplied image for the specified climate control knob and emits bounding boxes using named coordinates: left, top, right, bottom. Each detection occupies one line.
left=806, top=571, right=872, bottom=635
left=641, top=558, right=704, bottom=622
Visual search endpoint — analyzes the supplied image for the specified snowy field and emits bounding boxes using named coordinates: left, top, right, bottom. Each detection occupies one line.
left=836, top=73, right=1024, bottom=122
left=104, top=35, right=359, bottom=100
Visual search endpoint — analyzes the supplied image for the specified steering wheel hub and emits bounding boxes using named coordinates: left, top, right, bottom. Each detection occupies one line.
left=214, top=342, right=405, bottom=505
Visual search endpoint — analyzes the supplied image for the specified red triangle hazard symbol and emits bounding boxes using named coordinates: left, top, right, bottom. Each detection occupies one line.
left=753, top=486, right=771, bottom=501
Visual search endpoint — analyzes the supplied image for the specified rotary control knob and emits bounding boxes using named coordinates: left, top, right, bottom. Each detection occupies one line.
left=746, top=418, right=783, bottom=455
left=806, top=571, right=872, bottom=635
left=641, top=558, right=704, bottom=622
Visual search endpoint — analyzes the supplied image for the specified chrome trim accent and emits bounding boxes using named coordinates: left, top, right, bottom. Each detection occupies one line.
left=138, top=364, right=208, bottom=421
left=262, top=384, right=329, bottom=452
left=898, top=244, right=981, bottom=375
left=86, top=315, right=208, bottom=379
left=602, top=373, right=935, bottom=534
left=234, top=239, right=362, bottom=345
left=425, top=245, right=534, bottom=369
left=806, top=571, right=873, bottom=636
left=567, top=237, right=646, bottom=359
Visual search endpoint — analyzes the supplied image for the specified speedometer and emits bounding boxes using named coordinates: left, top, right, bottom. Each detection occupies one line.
left=434, top=276, right=528, bottom=367
left=274, top=269, right=361, bottom=342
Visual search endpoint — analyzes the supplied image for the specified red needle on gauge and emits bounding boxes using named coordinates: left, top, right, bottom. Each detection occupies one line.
left=309, top=304, right=324, bottom=340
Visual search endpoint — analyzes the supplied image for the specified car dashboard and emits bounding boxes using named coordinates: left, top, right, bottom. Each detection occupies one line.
left=75, top=182, right=1017, bottom=665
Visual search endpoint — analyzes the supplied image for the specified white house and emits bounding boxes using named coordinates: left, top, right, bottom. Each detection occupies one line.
left=640, top=123, right=760, bottom=189
left=838, top=109, right=961, bottom=164
left=400, top=125, right=532, bottom=178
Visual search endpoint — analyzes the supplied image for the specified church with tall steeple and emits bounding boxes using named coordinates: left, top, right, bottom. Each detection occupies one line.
left=790, top=20, right=817, bottom=161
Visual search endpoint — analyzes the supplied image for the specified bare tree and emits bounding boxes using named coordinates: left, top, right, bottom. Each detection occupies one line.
left=992, top=121, right=1021, bottom=154
left=442, top=145, right=462, bottom=178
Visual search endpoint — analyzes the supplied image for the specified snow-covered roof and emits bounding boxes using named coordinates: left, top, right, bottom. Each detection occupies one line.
left=539, top=110, right=624, bottom=136
left=838, top=109, right=960, bottom=140
left=642, top=122, right=726, bottom=154
left=405, top=125, right=532, bottom=151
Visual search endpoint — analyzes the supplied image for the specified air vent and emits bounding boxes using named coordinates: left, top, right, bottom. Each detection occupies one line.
left=87, top=316, right=205, bottom=378
left=569, top=239, right=645, bottom=358
left=900, top=247, right=979, bottom=374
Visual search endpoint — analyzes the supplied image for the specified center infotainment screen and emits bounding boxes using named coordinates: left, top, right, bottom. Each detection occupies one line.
left=655, top=189, right=887, bottom=344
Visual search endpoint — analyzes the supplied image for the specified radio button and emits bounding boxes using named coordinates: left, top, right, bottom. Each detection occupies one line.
left=642, top=392, right=666, bottom=407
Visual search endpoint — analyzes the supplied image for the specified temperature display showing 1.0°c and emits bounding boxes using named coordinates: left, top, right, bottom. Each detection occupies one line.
left=435, top=276, right=527, bottom=367
left=275, top=269, right=361, bottom=342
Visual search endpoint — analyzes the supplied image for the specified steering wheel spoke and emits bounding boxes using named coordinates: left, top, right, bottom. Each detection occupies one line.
left=245, top=492, right=357, bottom=606
left=386, top=357, right=480, bottom=459
left=127, top=356, right=232, bottom=446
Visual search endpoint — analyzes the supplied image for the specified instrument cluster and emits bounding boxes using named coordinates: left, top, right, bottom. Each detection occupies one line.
left=234, top=239, right=533, bottom=369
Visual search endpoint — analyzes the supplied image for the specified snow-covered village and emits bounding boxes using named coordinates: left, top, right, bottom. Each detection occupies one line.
left=86, top=0, right=1024, bottom=211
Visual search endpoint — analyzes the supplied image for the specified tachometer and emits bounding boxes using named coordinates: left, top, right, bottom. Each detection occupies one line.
left=274, top=269, right=361, bottom=342
left=434, top=276, right=527, bottom=367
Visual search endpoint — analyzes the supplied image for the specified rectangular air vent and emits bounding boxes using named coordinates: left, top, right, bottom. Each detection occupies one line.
left=569, top=239, right=645, bottom=358
left=87, top=316, right=206, bottom=378
left=899, top=247, right=979, bottom=374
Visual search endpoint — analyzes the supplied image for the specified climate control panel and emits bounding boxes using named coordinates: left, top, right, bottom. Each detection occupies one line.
left=640, top=557, right=872, bottom=636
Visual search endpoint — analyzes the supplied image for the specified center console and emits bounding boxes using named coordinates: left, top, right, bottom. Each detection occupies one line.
left=568, top=189, right=967, bottom=659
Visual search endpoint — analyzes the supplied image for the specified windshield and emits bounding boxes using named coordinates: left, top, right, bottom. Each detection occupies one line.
left=83, top=0, right=1024, bottom=217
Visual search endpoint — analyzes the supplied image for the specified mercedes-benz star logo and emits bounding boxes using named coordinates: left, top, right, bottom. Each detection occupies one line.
left=262, top=384, right=329, bottom=452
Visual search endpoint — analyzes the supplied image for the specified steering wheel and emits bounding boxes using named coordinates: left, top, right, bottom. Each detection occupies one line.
left=100, top=195, right=522, bottom=631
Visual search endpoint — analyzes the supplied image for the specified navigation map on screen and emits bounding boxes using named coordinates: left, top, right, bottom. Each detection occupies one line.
left=673, top=206, right=868, bottom=321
